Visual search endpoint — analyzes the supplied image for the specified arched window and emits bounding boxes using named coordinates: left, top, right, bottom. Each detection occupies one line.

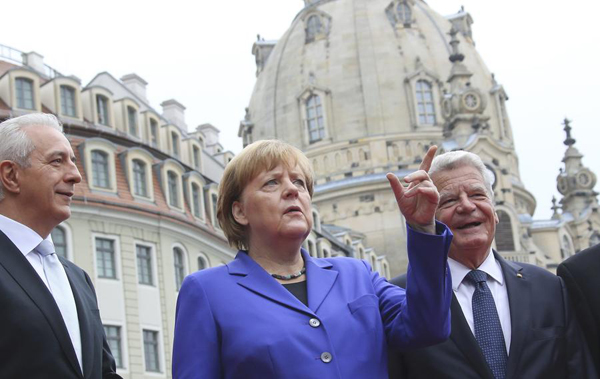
left=495, top=210, right=515, bottom=251
left=197, top=255, right=208, bottom=271
left=346, top=150, right=353, bottom=165
left=370, top=254, right=377, bottom=271
left=415, top=80, right=436, bottom=125
left=15, top=78, right=34, bottom=109
left=396, top=1, right=412, bottom=25
left=167, top=171, right=179, bottom=207
left=335, top=153, right=341, bottom=168
left=91, top=150, right=110, bottom=189
left=173, top=247, right=185, bottom=290
left=60, top=85, right=76, bottom=117
left=127, top=106, right=137, bottom=136
left=132, top=159, right=147, bottom=197
left=306, top=94, right=325, bottom=143
left=306, top=15, right=323, bottom=42
left=96, top=95, right=109, bottom=125
left=51, top=226, right=67, bottom=259
left=191, top=183, right=201, bottom=218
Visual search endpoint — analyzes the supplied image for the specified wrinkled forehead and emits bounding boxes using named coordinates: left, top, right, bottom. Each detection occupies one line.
left=25, top=125, right=73, bottom=156
left=433, top=167, right=486, bottom=192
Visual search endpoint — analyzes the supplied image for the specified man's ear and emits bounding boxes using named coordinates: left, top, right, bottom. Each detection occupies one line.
left=494, top=211, right=499, bottom=225
left=232, top=201, right=249, bottom=226
left=0, top=160, right=20, bottom=195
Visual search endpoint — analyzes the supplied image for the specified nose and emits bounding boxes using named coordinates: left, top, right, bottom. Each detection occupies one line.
left=282, top=178, right=299, bottom=198
left=66, top=160, right=82, bottom=184
left=456, top=195, right=476, bottom=214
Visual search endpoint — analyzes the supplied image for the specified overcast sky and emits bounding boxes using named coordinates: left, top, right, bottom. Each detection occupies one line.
left=1, top=0, right=598, bottom=220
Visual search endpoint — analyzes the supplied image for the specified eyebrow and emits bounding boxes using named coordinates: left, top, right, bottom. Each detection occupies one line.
left=47, top=150, right=77, bottom=164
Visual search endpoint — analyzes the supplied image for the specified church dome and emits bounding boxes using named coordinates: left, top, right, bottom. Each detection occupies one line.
left=243, top=0, right=536, bottom=273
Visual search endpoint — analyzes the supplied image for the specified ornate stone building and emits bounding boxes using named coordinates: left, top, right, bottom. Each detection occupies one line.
left=0, top=43, right=384, bottom=378
left=240, top=0, right=600, bottom=274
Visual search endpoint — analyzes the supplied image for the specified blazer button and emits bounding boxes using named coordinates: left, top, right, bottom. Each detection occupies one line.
left=320, top=352, right=332, bottom=363
left=309, top=318, right=321, bottom=328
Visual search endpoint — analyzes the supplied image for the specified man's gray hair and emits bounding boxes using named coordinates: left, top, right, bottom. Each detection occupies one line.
left=0, top=113, right=63, bottom=200
left=429, top=150, right=495, bottom=200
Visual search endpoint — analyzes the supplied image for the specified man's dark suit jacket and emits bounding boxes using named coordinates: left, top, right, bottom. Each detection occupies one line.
left=388, top=251, right=597, bottom=379
left=0, top=231, right=121, bottom=379
left=558, top=243, right=600, bottom=375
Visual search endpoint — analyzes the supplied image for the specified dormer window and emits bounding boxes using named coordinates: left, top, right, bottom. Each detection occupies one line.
left=193, top=146, right=201, bottom=170
left=171, top=132, right=180, bottom=158
left=132, top=159, right=148, bottom=197
left=149, top=119, right=159, bottom=147
left=60, top=85, right=76, bottom=117
left=127, top=106, right=138, bottom=136
left=97, top=95, right=109, bottom=125
left=167, top=171, right=179, bottom=207
left=91, top=150, right=111, bottom=189
left=16, top=78, right=34, bottom=109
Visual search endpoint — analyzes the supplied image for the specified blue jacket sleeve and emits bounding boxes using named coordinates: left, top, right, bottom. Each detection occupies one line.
left=172, top=274, right=221, bottom=379
left=378, top=221, right=453, bottom=351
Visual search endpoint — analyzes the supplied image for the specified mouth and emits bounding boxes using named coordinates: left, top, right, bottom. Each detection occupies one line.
left=284, top=206, right=302, bottom=215
left=457, top=221, right=481, bottom=230
left=56, top=191, right=74, bottom=198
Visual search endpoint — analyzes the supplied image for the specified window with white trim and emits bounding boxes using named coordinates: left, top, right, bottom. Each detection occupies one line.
left=192, top=183, right=201, bottom=218
left=173, top=247, right=185, bottom=290
left=15, top=78, right=34, bottom=109
left=143, top=329, right=160, bottom=372
left=136, top=245, right=153, bottom=285
left=60, top=85, right=76, bottom=117
left=104, top=325, right=123, bottom=368
left=168, top=171, right=179, bottom=207
left=96, top=95, right=110, bottom=126
left=51, top=226, right=67, bottom=259
left=91, top=150, right=110, bottom=189
left=127, top=106, right=138, bottom=136
left=96, top=237, right=116, bottom=279
left=132, top=159, right=148, bottom=197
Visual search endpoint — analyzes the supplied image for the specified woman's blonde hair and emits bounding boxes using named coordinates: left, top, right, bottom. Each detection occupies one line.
left=217, top=140, right=314, bottom=250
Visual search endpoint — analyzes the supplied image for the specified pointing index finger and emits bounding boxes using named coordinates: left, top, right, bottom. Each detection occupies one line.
left=419, top=145, right=438, bottom=173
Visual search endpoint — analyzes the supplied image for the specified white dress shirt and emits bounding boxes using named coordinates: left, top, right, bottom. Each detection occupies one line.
left=448, top=251, right=512, bottom=354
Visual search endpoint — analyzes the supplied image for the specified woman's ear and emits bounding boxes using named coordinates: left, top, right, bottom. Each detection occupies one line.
left=232, top=201, right=249, bottom=226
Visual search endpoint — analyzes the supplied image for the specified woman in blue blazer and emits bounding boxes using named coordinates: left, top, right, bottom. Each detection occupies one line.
left=172, top=140, right=452, bottom=378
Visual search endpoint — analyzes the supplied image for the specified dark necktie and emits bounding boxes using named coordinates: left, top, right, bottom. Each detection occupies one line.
left=465, top=270, right=508, bottom=379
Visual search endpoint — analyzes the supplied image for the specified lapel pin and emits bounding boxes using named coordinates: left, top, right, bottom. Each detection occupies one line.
left=516, top=273, right=523, bottom=278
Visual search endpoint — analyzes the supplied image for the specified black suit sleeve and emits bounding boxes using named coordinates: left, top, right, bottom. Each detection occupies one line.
left=558, top=274, right=599, bottom=378
left=558, top=262, right=600, bottom=377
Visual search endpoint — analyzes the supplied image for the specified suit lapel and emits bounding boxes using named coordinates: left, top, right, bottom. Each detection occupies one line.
left=449, top=294, right=495, bottom=379
left=0, top=232, right=82, bottom=377
left=496, top=252, right=529, bottom=379
left=63, top=262, right=92, bottom=378
left=229, top=251, right=313, bottom=315
left=304, top=250, right=338, bottom=313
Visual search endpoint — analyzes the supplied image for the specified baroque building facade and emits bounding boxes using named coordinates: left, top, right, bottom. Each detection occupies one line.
left=0, top=43, right=386, bottom=378
left=240, top=0, right=600, bottom=274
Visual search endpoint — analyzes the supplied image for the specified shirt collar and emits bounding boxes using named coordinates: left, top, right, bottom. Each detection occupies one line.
left=0, top=214, right=51, bottom=257
left=448, top=249, right=504, bottom=291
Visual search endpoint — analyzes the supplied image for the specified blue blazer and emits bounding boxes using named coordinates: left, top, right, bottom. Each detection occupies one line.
left=173, top=224, right=452, bottom=379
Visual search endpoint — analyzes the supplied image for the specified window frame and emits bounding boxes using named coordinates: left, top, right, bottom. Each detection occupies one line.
left=91, top=149, right=111, bottom=189
left=136, top=244, right=154, bottom=286
left=104, top=325, right=124, bottom=369
left=142, top=329, right=161, bottom=373
left=15, top=77, right=35, bottom=110
left=173, top=246, right=187, bottom=291
left=60, top=85, right=77, bottom=117
left=95, top=236, right=118, bottom=280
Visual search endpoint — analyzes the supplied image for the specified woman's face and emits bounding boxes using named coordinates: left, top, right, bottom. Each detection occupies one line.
left=233, top=163, right=313, bottom=247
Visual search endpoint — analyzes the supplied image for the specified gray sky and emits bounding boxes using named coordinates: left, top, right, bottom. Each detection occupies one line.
left=2, top=0, right=598, bottom=220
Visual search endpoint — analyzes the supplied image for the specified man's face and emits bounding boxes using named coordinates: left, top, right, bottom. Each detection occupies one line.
left=432, top=165, right=498, bottom=264
left=17, top=125, right=81, bottom=235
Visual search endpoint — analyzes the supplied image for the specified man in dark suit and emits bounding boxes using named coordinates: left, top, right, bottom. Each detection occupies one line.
left=388, top=150, right=596, bottom=379
left=558, top=243, right=600, bottom=374
left=0, top=113, right=121, bottom=379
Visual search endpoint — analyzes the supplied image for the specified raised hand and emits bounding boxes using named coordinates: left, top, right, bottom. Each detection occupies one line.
left=386, top=146, right=439, bottom=234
